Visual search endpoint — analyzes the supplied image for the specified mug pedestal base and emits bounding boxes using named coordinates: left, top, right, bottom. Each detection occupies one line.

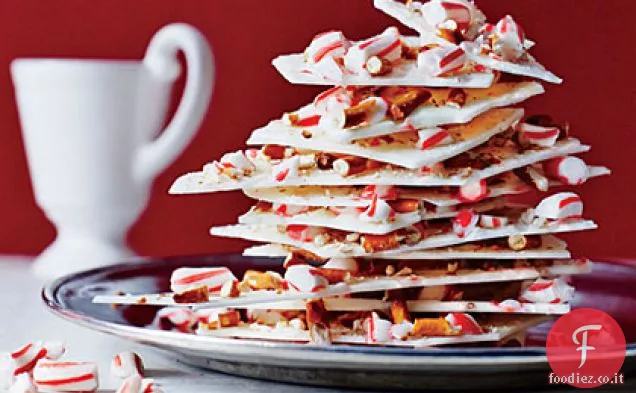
left=33, top=236, right=135, bottom=279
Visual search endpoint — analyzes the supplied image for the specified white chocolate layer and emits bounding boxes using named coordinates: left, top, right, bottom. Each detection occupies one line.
left=170, top=139, right=589, bottom=194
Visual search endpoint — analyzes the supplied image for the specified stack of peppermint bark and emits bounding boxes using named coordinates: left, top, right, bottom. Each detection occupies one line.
left=162, top=0, right=610, bottom=347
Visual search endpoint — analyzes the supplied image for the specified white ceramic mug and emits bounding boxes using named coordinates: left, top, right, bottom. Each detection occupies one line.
left=11, top=23, right=214, bottom=278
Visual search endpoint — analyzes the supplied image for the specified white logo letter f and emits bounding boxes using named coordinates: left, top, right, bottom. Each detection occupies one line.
left=572, top=324, right=602, bottom=368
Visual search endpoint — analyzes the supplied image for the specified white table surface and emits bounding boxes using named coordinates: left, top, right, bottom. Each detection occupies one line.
left=0, top=257, right=360, bottom=393
left=2, top=257, right=633, bottom=393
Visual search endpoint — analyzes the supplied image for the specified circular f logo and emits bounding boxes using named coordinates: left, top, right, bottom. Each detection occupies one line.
left=547, top=308, right=626, bottom=388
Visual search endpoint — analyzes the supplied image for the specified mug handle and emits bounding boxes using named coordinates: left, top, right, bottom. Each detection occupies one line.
left=134, top=23, right=214, bottom=183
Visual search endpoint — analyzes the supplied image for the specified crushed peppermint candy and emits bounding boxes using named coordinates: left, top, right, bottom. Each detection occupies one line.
left=456, top=179, right=489, bottom=202
left=416, top=127, right=453, bottom=150
left=305, top=30, right=350, bottom=64
left=359, top=195, right=396, bottom=223
left=534, top=192, right=583, bottom=221
left=284, top=264, right=329, bottom=293
left=520, top=279, right=574, bottom=304
left=417, top=46, right=467, bottom=76
left=445, top=312, right=483, bottom=335
left=452, top=209, right=479, bottom=238
left=344, top=27, right=402, bottom=74
left=516, top=122, right=560, bottom=147
left=543, top=156, right=589, bottom=185
left=272, top=155, right=301, bottom=182
left=492, top=15, right=526, bottom=61
left=365, top=312, right=393, bottom=343
left=479, top=214, right=509, bottom=229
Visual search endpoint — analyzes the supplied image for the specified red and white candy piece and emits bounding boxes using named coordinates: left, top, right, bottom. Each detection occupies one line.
left=305, top=30, right=350, bottom=64
left=141, top=378, right=163, bottom=393
left=154, top=307, right=198, bottom=333
left=520, top=279, right=574, bottom=304
left=416, top=127, right=453, bottom=150
left=284, top=264, right=329, bottom=293
left=322, top=257, right=359, bottom=272
left=452, top=209, right=479, bottom=238
left=344, top=27, right=402, bottom=73
left=285, top=224, right=321, bottom=242
left=10, top=343, right=46, bottom=376
left=516, top=123, right=560, bottom=147
left=420, top=0, right=474, bottom=31
left=111, top=351, right=144, bottom=379
left=365, top=312, right=393, bottom=343
left=272, top=155, right=300, bottom=183
left=543, top=156, right=589, bottom=185
left=310, top=56, right=346, bottom=83
left=497, top=299, right=523, bottom=312
left=170, top=267, right=237, bottom=294
left=283, top=112, right=321, bottom=127
left=479, top=214, right=509, bottom=229
left=456, top=179, right=489, bottom=203
left=42, top=342, right=65, bottom=361
left=445, top=313, right=484, bottom=335
left=116, top=374, right=163, bottom=393
left=534, top=192, right=583, bottom=221
left=361, top=185, right=398, bottom=200
left=492, top=15, right=526, bottom=61
left=313, top=86, right=352, bottom=114
left=9, top=373, right=36, bottom=393
left=116, top=374, right=141, bottom=393
left=360, top=97, right=389, bottom=125
left=10, top=341, right=65, bottom=376
left=360, top=195, right=396, bottom=223
left=390, top=321, right=414, bottom=340
left=33, top=360, right=98, bottom=393
left=323, top=96, right=388, bottom=129
left=219, top=151, right=255, bottom=175
left=417, top=46, right=467, bottom=76
left=273, top=203, right=310, bottom=217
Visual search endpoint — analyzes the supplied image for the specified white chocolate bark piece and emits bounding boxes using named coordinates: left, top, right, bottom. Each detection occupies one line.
left=170, top=267, right=236, bottom=294
left=241, top=206, right=419, bottom=236
left=199, top=298, right=570, bottom=315
left=197, top=325, right=503, bottom=347
left=244, top=186, right=370, bottom=208
left=374, top=0, right=561, bottom=83
left=249, top=108, right=523, bottom=169
left=33, top=361, right=98, bottom=393
left=197, top=315, right=547, bottom=347
left=170, top=139, right=589, bottom=194
left=210, top=217, right=596, bottom=259
left=238, top=198, right=503, bottom=235
left=243, top=234, right=571, bottom=260
left=258, top=82, right=542, bottom=144
left=93, top=259, right=591, bottom=308
left=242, top=165, right=609, bottom=208
left=273, top=36, right=495, bottom=87
left=461, top=42, right=562, bottom=84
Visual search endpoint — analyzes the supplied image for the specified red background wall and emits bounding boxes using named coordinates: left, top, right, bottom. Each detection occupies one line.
left=0, top=0, right=633, bottom=260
